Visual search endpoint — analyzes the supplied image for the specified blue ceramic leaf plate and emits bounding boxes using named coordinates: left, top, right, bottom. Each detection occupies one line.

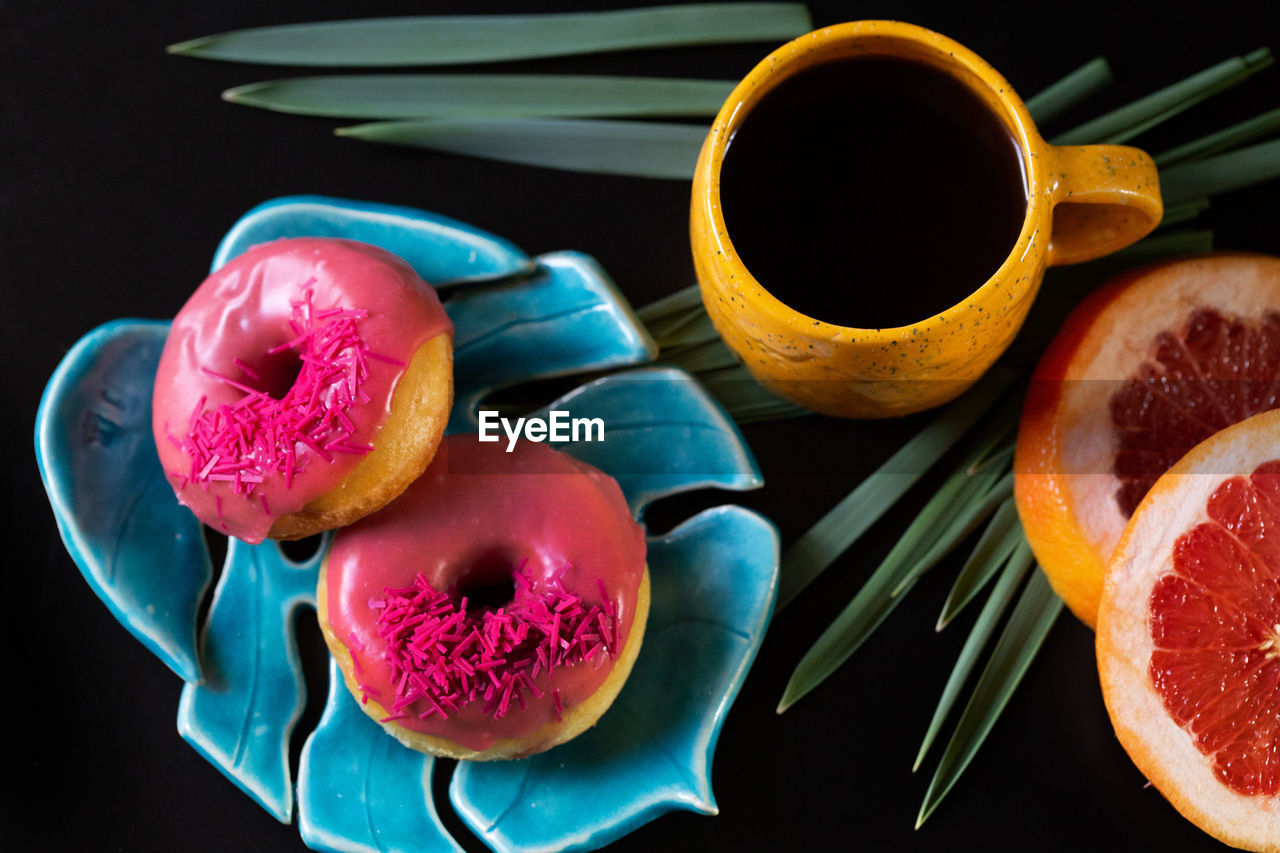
left=35, top=196, right=778, bottom=853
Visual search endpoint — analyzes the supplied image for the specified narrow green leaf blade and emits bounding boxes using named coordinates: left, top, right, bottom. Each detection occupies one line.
left=1160, top=138, right=1280, bottom=207
left=937, top=499, right=1024, bottom=629
left=777, top=368, right=1018, bottom=610
left=656, top=310, right=720, bottom=349
left=646, top=306, right=709, bottom=343
left=1154, top=106, right=1280, bottom=167
left=1156, top=198, right=1212, bottom=229
left=727, top=400, right=812, bottom=424
left=966, top=429, right=1015, bottom=476
left=1116, top=228, right=1217, bottom=259
left=916, top=570, right=1064, bottom=827
left=663, top=343, right=742, bottom=374
left=778, top=464, right=983, bottom=713
left=1052, top=48, right=1273, bottom=145
left=1024, top=57, right=1113, bottom=125
left=914, top=541, right=1034, bottom=771
left=223, top=74, right=738, bottom=119
left=955, top=386, right=1020, bottom=478
left=696, top=365, right=810, bottom=422
left=637, top=284, right=703, bottom=323
left=168, top=4, right=814, bottom=66
left=970, top=443, right=1014, bottom=478
left=778, top=420, right=1021, bottom=714
left=889, top=471, right=1014, bottom=598
left=338, top=118, right=707, bottom=180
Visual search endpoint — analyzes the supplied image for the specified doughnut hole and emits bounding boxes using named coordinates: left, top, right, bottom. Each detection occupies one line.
left=244, top=348, right=304, bottom=401
left=267, top=334, right=453, bottom=540
left=316, top=565, right=651, bottom=761
left=455, top=546, right=519, bottom=612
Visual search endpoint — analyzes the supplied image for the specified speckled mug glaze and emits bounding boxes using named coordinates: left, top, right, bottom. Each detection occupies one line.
left=691, top=21, right=1163, bottom=418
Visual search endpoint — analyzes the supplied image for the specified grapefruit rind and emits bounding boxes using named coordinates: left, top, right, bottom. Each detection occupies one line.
left=1016, top=253, right=1280, bottom=629
left=1097, top=409, right=1280, bottom=853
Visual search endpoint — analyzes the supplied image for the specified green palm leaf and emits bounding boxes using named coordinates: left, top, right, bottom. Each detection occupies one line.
left=645, top=303, right=711, bottom=343
left=1022, top=57, right=1112, bottom=124
left=914, top=541, right=1034, bottom=772
left=888, top=469, right=1013, bottom=598
left=169, top=4, right=813, bottom=66
left=337, top=118, right=707, bottom=180
left=916, top=571, right=1063, bottom=827
left=936, top=498, right=1024, bottom=629
left=1052, top=48, right=1272, bottom=145
left=698, top=365, right=810, bottom=422
left=1157, top=199, right=1213, bottom=228
left=653, top=310, right=720, bottom=350
left=224, top=74, right=737, bottom=120
left=636, top=284, right=704, bottom=324
left=661, top=341, right=742, bottom=374
left=1160, top=138, right=1280, bottom=206
left=777, top=368, right=1017, bottom=610
left=1154, top=107, right=1280, bottom=166
left=778, top=410, right=1022, bottom=713
left=778, top=463, right=980, bottom=713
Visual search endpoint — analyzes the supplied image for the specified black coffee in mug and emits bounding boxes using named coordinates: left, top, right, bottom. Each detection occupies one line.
left=719, top=56, right=1028, bottom=329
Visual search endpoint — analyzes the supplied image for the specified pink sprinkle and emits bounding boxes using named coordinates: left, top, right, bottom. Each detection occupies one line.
left=519, top=671, right=543, bottom=699
left=188, top=396, right=207, bottom=429
left=172, top=279, right=385, bottom=500
left=369, top=568, right=617, bottom=721
left=233, top=358, right=261, bottom=380
left=199, top=454, right=220, bottom=481
left=199, top=366, right=260, bottom=396
left=366, top=351, right=406, bottom=366
left=596, top=613, right=613, bottom=654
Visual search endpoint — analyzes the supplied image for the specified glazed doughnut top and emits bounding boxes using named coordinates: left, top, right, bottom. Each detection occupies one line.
left=325, top=434, right=647, bottom=752
left=152, top=237, right=450, bottom=543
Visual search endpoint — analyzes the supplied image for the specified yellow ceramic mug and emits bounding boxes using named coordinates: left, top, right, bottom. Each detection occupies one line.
left=690, top=21, right=1162, bottom=418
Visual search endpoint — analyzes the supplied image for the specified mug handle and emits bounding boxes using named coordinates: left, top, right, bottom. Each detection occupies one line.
left=1045, top=144, right=1163, bottom=266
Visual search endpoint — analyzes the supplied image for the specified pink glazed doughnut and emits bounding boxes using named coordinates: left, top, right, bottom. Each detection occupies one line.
left=152, top=237, right=453, bottom=543
left=317, top=433, right=650, bottom=760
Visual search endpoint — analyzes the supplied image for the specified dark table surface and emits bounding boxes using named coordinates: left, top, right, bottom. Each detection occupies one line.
left=6, top=1, right=1280, bottom=851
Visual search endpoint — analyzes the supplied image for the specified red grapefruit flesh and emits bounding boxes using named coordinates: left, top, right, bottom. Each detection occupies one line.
left=1098, top=410, right=1280, bottom=851
left=1015, top=253, right=1280, bottom=627
left=1112, top=309, right=1280, bottom=517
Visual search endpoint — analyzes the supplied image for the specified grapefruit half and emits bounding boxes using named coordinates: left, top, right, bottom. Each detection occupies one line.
left=1015, top=253, right=1280, bottom=627
left=1097, top=409, right=1280, bottom=852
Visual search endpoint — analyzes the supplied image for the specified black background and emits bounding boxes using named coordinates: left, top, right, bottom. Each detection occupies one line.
left=5, top=1, right=1280, bottom=851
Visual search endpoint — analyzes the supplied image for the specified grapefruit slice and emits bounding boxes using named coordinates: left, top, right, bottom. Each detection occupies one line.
left=1097, top=409, right=1280, bottom=852
left=1015, top=253, right=1280, bottom=627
